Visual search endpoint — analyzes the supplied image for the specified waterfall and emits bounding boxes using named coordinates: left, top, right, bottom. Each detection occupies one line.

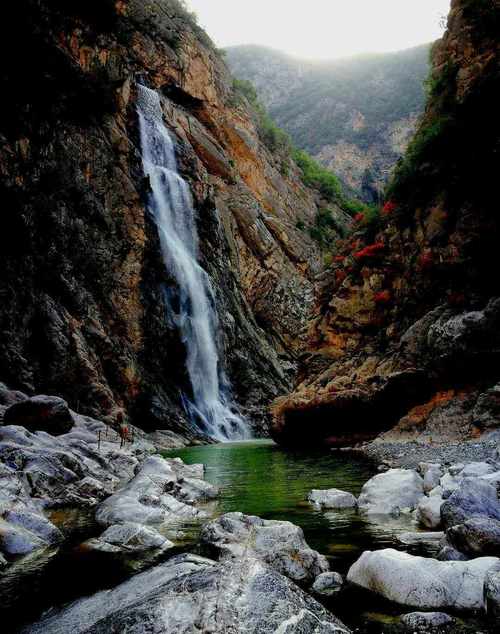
left=137, top=85, right=250, bottom=442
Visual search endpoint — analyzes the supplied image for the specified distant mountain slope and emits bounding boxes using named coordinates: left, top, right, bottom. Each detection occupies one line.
left=226, top=44, right=430, bottom=201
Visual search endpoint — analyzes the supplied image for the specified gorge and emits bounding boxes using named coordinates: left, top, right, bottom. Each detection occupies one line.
left=0, top=1, right=500, bottom=633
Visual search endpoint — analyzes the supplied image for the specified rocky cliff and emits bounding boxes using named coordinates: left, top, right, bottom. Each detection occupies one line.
left=226, top=44, right=429, bottom=202
left=271, top=0, right=500, bottom=446
left=0, top=0, right=326, bottom=436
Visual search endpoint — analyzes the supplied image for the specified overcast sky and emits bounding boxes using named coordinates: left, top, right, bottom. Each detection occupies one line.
left=185, top=0, right=451, bottom=60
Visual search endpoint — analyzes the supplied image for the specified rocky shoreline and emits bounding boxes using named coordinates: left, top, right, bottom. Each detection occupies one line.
left=1, top=383, right=499, bottom=632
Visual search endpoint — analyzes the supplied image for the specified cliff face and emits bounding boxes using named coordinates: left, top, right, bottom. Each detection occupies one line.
left=226, top=44, right=429, bottom=202
left=271, top=0, right=500, bottom=446
left=0, top=1, right=324, bottom=435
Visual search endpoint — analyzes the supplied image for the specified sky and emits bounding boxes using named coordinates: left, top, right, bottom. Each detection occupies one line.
left=184, top=0, right=451, bottom=60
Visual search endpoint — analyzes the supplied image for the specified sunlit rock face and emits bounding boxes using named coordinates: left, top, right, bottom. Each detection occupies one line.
left=0, top=1, right=326, bottom=436
left=271, top=0, right=500, bottom=447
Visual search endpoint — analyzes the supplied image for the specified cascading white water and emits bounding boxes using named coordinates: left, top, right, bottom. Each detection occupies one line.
left=137, top=85, right=250, bottom=442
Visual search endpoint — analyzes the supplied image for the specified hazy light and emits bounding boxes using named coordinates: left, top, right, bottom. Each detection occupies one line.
left=184, top=0, right=451, bottom=60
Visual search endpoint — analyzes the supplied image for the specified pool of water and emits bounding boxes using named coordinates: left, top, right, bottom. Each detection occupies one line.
left=164, top=440, right=425, bottom=574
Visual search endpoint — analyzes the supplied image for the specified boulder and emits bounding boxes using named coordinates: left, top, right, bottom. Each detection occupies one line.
left=400, top=611, right=455, bottom=632
left=347, top=548, right=499, bottom=610
left=441, top=478, right=500, bottom=529
left=416, top=496, right=443, bottom=529
left=0, top=384, right=28, bottom=407
left=23, top=554, right=351, bottom=634
left=200, top=512, right=329, bottom=584
left=460, top=462, right=496, bottom=478
left=312, top=571, right=344, bottom=598
left=357, top=469, right=424, bottom=516
left=447, top=517, right=500, bottom=557
left=3, top=395, right=74, bottom=436
left=308, top=489, right=357, bottom=509
left=418, top=463, right=443, bottom=494
left=397, top=531, right=444, bottom=548
left=484, top=568, right=500, bottom=618
left=95, top=456, right=217, bottom=530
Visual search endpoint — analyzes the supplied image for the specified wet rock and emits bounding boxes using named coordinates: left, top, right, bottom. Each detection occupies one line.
left=416, top=495, right=443, bottom=529
left=312, top=571, right=344, bottom=597
left=200, top=512, right=329, bottom=584
left=400, top=611, right=455, bottom=632
left=357, top=469, right=424, bottom=516
left=95, top=455, right=216, bottom=529
left=484, top=567, right=500, bottom=618
left=3, top=396, right=74, bottom=436
left=441, top=478, right=500, bottom=529
left=347, top=548, right=499, bottom=610
left=436, top=542, right=469, bottom=562
left=459, top=461, right=496, bottom=478
left=397, top=531, right=444, bottom=549
left=308, top=489, right=357, bottom=509
left=23, top=554, right=350, bottom=634
left=447, top=517, right=500, bottom=557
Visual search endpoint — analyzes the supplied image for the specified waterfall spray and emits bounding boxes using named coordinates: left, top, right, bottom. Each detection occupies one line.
left=137, top=85, right=249, bottom=441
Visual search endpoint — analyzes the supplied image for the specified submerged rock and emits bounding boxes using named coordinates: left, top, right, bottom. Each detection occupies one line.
left=357, top=469, right=424, bottom=516
left=3, top=396, right=74, bottom=436
left=347, top=548, right=499, bottom=611
left=308, top=489, right=357, bottom=509
left=23, top=554, right=350, bottom=633
left=400, top=611, right=455, bottom=631
left=200, top=512, right=329, bottom=584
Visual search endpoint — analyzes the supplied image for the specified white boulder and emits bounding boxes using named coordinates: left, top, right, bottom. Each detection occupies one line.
left=416, top=495, right=443, bottom=529
left=357, top=469, right=424, bottom=516
left=308, top=489, right=357, bottom=509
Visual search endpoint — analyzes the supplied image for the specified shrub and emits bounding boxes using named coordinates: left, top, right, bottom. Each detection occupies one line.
left=292, top=149, right=343, bottom=204
left=354, top=242, right=385, bottom=261
left=374, top=290, right=392, bottom=304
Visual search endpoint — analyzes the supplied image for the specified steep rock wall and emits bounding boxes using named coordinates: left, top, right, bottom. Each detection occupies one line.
left=0, top=1, right=323, bottom=435
left=271, top=0, right=500, bottom=446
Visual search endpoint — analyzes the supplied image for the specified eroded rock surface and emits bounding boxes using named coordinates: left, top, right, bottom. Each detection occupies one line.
left=24, top=554, right=350, bottom=634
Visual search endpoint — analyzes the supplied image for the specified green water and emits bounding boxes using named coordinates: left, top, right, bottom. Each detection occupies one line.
left=164, top=440, right=424, bottom=573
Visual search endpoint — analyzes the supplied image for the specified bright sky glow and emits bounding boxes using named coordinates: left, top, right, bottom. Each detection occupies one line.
left=185, top=0, right=451, bottom=60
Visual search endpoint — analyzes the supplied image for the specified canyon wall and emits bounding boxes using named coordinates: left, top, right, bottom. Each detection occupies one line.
left=0, top=0, right=324, bottom=436
left=272, top=0, right=500, bottom=446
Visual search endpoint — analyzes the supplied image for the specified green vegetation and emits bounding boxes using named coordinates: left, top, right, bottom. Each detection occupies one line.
left=292, top=150, right=343, bottom=204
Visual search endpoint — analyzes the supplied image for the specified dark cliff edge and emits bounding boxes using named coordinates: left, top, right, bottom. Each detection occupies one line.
left=271, top=0, right=500, bottom=447
left=0, top=1, right=327, bottom=437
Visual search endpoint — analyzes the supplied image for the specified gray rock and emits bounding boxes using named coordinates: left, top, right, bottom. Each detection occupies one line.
left=308, top=489, right=357, bottom=509
left=95, top=456, right=216, bottom=530
left=23, top=554, right=350, bottom=634
left=200, top=512, right=329, bottom=584
left=460, top=462, right=496, bottom=478
left=441, top=478, right=500, bottom=529
left=358, top=469, right=424, bottom=516
left=347, top=548, right=499, bottom=610
left=436, top=542, right=469, bottom=562
left=3, top=396, right=74, bottom=436
left=484, top=567, right=500, bottom=618
left=312, top=571, right=344, bottom=597
left=0, top=385, right=28, bottom=407
left=416, top=495, right=443, bottom=529
left=397, top=531, right=444, bottom=548
left=400, top=611, right=455, bottom=631
left=447, top=517, right=500, bottom=556
left=418, top=463, right=443, bottom=494
left=473, top=383, right=500, bottom=429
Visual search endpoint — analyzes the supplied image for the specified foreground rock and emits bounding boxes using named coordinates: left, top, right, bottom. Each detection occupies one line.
left=24, top=554, right=350, bottom=633
left=200, top=512, right=329, bottom=584
left=347, top=548, right=499, bottom=611
left=400, top=611, right=455, bottom=632
left=485, top=567, right=500, bottom=618
left=308, top=489, right=357, bottom=509
left=357, top=469, right=424, bottom=516
left=416, top=495, right=443, bottom=529
left=95, top=455, right=217, bottom=532
left=3, top=395, right=74, bottom=436
left=0, top=414, right=151, bottom=561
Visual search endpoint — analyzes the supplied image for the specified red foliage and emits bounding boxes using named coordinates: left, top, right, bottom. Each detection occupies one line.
left=418, top=250, right=434, bottom=270
left=374, top=290, right=392, bottom=304
left=335, top=269, right=347, bottom=284
left=334, top=255, right=345, bottom=263
left=382, top=201, right=397, bottom=215
left=354, top=242, right=385, bottom=260
left=354, top=213, right=365, bottom=222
